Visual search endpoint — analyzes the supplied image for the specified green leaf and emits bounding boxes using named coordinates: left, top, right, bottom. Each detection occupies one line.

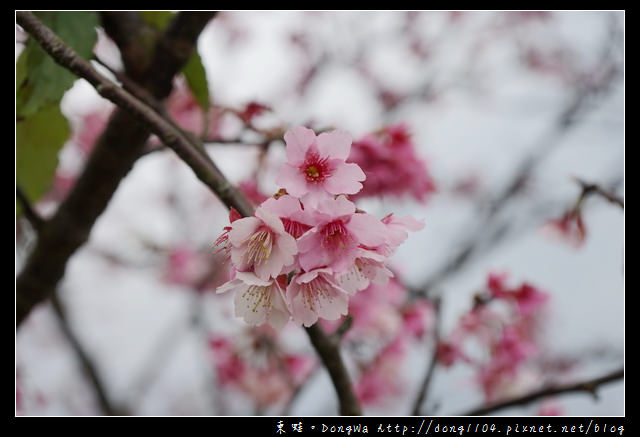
left=140, top=11, right=174, bottom=30
left=182, top=51, right=210, bottom=112
left=16, top=11, right=99, bottom=117
left=16, top=103, right=71, bottom=214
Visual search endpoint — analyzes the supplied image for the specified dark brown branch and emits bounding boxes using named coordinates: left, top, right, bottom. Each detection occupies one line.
left=93, top=54, right=211, bottom=160
left=145, top=12, right=217, bottom=99
left=93, top=54, right=163, bottom=113
left=17, top=13, right=252, bottom=217
left=283, top=315, right=353, bottom=416
left=15, top=11, right=222, bottom=327
left=574, top=177, right=624, bottom=209
left=411, top=297, right=441, bottom=415
left=331, top=315, right=353, bottom=342
left=463, top=367, right=624, bottom=416
left=17, top=11, right=362, bottom=417
left=99, top=12, right=151, bottom=81
left=50, top=290, right=127, bottom=415
left=305, top=324, right=361, bottom=415
left=16, top=185, right=44, bottom=232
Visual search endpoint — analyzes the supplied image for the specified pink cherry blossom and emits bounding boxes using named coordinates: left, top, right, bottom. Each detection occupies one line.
left=542, top=209, right=587, bottom=248
left=73, top=110, right=109, bottom=155
left=228, top=206, right=297, bottom=280
left=241, top=366, right=293, bottom=407
left=260, top=194, right=315, bottom=239
left=379, top=213, right=426, bottom=256
left=401, top=300, right=434, bottom=339
left=163, top=245, right=208, bottom=286
left=355, top=337, right=407, bottom=405
left=487, top=272, right=549, bottom=316
left=238, top=180, right=269, bottom=206
left=349, top=124, right=435, bottom=202
left=276, top=126, right=366, bottom=206
left=209, top=336, right=246, bottom=385
left=208, top=331, right=311, bottom=407
left=165, top=81, right=223, bottom=139
left=477, top=326, right=538, bottom=401
left=355, top=362, right=401, bottom=406
left=213, top=207, right=243, bottom=261
left=330, top=278, right=406, bottom=340
left=436, top=340, right=469, bottom=367
left=234, top=101, right=270, bottom=125
left=286, top=268, right=350, bottom=327
left=297, top=196, right=387, bottom=272
left=217, top=271, right=291, bottom=330
left=283, top=354, right=315, bottom=385
left=214, top=126, right=425, bottom=330
left=487, top=271, right=510, bottom=298
left=537, top=401, right=564, bottom=416
left=335, top=248, right=394, bottom=295
left=511, top=283, right=549, bottom=316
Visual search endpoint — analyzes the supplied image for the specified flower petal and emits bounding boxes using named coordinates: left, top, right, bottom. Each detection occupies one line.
left=255, top=207, right=285, bottom=235
left=347, top=213, right=387, bottom=247
left=284, top=126, right=316, bottom=165
left=228, top=216, right=261, bottom=247
left=216, top=278, right=242, bottom=294
left=324, top=162, right=366, bottom=195
left=316, top=129, right=352, bottom=160
left=276, top=163, right=309, bottom=198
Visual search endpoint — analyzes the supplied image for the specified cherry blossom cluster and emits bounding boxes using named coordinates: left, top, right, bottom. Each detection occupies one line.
left=208, top=327, right=315, bottom=408
left=349, top=123, right=435, bottom=203
left=323, top=278, right=434, bottom=406
left=437, top=272, right=550, bottom=402
left=215, top=126, right=424, bottom=329
left=207, top=275, right=434, bottom=410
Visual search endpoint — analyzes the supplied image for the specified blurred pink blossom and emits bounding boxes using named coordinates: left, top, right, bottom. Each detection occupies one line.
left=543, top=209, right=587, bottom=248
left=350, top=123, right=435, bottom=203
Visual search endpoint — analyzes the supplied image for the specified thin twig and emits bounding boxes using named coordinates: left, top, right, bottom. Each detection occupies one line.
left=462, top=367, right=624, bottom=416
left=16, top=186, right=44, bottom=232
left=574, top=177, right=624, bottom=209
left=50, top=289, right=127, bottom=415
left=412, top=58, right=621, bottom=299
left=16, top=11, right=216, bottom=328
left=93, top=54, right=213, bottom=161
left=18, top=12, right=362, bottom=418
left=411, top=297, right=441, bottom=415
left=282, top=363, right=320, bottom=416
left=331, top=315, right=354, bottom=342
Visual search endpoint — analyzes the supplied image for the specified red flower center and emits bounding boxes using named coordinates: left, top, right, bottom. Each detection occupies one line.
left=282, top=218, right=312, bottom=239
left=320, top=220, right=353, bottom=251
left=300, top=151, right=332, bottom=183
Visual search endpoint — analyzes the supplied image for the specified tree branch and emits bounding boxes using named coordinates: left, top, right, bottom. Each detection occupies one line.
left=412, top=62, right=621, bottom=299
left=15, top=11, right=218, bottom=327
left=16, top=185, right=44, bottom=232
left=305, top=324, right=361, bottom=415
left=462, top=367, right=624, bottom=416
left=50, top=289, right=126, bottom=415
left=411, top=297, right=441, bottom=415
left=99, top=11, right=151, bottom=81
left=574, top=177, right=624, bottom=209
left=17, top=11, right=361, bottom=417
left=18, top=13, right=251, bottom=218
